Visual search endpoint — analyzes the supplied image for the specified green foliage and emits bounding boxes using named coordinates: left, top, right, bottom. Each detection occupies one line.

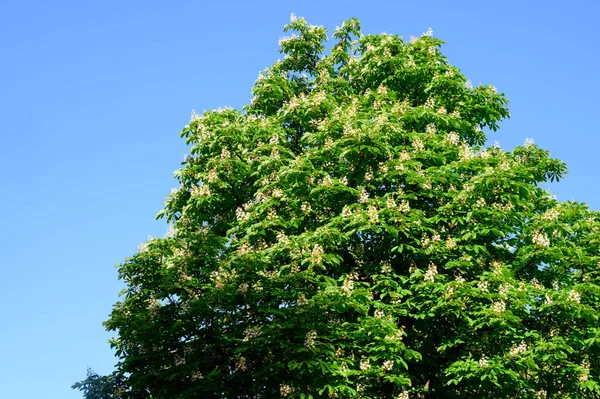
left=78, top=15, right=600, bottom=398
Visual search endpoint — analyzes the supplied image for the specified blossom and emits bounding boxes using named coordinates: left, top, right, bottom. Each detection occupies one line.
left=381, top=261, right=392, bottom=274
left=424, top=97, right=435, bottom=109
left=465, top=79, right=473, bottom=89
left=422, top=27, right=433, bottom=37
left=382, top=359, right=394, bottom=371
left=310, top=244, right=324, bottom=264
left=524, top=137, right=535, bottom=147
left=359, top=357, right=371, bottom=371
left=492, top=300, right=506, bottom=313
left=341, top=273, right=356, bottom=295
left=398, top=391, right=409, bottom=399
left=359, top=188, right=369, bottom=203
left=424, top=263, right=437, bottom=282
left=478, top=281, right=489, bottom=292
left=426, top=123, right=437, bottom=134
left=305, top=331, right=317, bottom=348
left=412, top=137, right=425, bottom=151
left=341, top=205, right=352, bottom=217
left=297, top=293, right=308, bottom=306
left=374, top=309, right=385, bottom=318
left=301, top=202, right=312, bottom=214
left=368, top=205, right=379, bottom=224
left=243, top=327, right=262, bottom=341
left=478, top=356, right=488, bottom=367
left=509, top=341, right=527, bottom=356
left=280, top=384, right=293, bottom=396
left=568, top=289, right=581, bottom=303
left=446, top=237, right=456, bottom=250
left=532, top=230, right=550, bottom=248
left=447, top=132, right=460, bottom=145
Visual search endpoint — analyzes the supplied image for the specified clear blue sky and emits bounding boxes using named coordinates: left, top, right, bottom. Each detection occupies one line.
left=1, top=0, right=598, bottom=397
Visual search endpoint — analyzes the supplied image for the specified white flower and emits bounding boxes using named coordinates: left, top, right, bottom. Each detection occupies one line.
left=381, top=261, right=392, bottom=274
left=422, top=27, right=433, bottom=37
left=341, top=273, right=357, bottom=295
left=426, top=123, right=436, bottom=134
left=568, top=289, right=581, bottom=303
left=509, top=341, right=527, bottom=356
left=341, top=205, right=352, bottom=217
left=398, top=391, right=409, bottom=399
left=398, top=200, right=410, bottom=213
left=382, top=359, right=394, bottom=371
left=301, top=202, right=312, bottom=214
left=532, top=230, right=550, bottom=248
left=524, top=138, right=535, bottom=147
left=542, top=208, right=560, bottom=221
left=424, top=263, right=437, bottom=282
left=492, top=300, right=506, bottom=313
left=305, top=331, right=317, bottom=348
left=220, top=148, right=230, bottom=159
left=339, top=176, right=348, bottom=185
left=243, top=327, right=262, bottom=341
left=359, top=188, right=370, bottom=203
left=359, top=357, right=371, bottom=371
left=424, top=97, right=435, bottom=109
left=478, top=356, right=488, bottom=367
left=310, top=244, right=324, bottom=264
left=412, top=137, right=425, bottom=151
left=364, top=169, right=374, bottom=181
left=447, top=132, right=460, bottom=145
left=374, top=309, right=385, bottom=318
left=236, top=207, right=249, bottom=222
left=499, top=283, right=512, bottom=296
left=297, top=293, right=308, bottom=306
left=478, top=281, right=489, bottom=292
left=238, top=283, right=249, bottom=293
left=465, top=79, right=473, bottom=89
left=280, top=384, right=293, bottom=396
left=368, top=205, right=379, bottom=224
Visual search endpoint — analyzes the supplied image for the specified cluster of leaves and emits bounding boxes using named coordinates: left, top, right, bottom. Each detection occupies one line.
left=76, top=15, right=600, bottom=398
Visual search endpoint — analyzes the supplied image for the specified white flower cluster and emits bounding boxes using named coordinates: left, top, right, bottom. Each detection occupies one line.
left=359, top=188, right=370, bottom=203
left=310, top=244, right=324, bottom=264
left=492, top=300, right=506, bottom=313
left=382, top=359, right=394, bottom=371
left=359, top=357, right=371, bottom=371
left=446, top=132, right=460, bottom=145
left=280, top=384, right=293, bottom=396
left=368, top=205, right=379, bottom=224
left=297, top=293, right=308, bottom=306
left=478, top=356, right=488, bottom=367
left=341, top=273, right=357, bottom=296
left=568, top=289, right=581, bottom=303
left=341, top=205, right=352, bottom=217
left=412, top=137, right=425, bottom=151
left=374, top=309, right=385, bottom=319
left=532, top=230, right=550, bottom=248
left=542, top=208, right=560, bottom=221
left=243, top=327, right=262, bottom=341
left=509, top=341, right=527, bottom=356
left=305, top=331, right=317, bottom=349
left=301, top=202, right=312, bottom=214
left=424, top=263, right=438, bottom=282
left=426, top=123, right=436, bottom=134
left=397, top=391, right=409, bottom=399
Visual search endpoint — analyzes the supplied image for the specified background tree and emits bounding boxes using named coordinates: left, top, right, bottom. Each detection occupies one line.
left=77, top=15, right=600, bottom=398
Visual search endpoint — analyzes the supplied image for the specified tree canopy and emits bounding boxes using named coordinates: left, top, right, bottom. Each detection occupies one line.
left=75, top=15, right=600, bottom=398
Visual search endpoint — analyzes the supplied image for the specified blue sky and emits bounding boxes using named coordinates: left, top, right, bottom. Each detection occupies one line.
left=1, top=0, right=598, bottom=397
